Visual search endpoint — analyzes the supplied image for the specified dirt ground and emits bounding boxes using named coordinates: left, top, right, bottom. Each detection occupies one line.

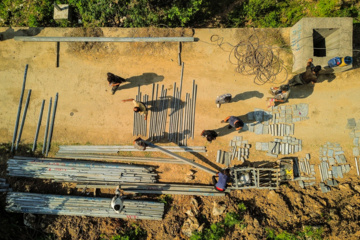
left=1, top=27, right=360, bottom=239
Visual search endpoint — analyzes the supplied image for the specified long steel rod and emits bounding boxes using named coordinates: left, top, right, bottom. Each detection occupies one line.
left=15, top=36, right=195, bottom=42
left=155, top=87, right=164, bottom=141
left=192, top=83, right=197, bottom=139
left=151, top=84, right=159, bottom=141
left=178, top=103, right=183, bottom=145
left=11, top=64, right=28, bottom=153
left=169, top=82, right=176, bottom=140
left=32, top=100, right=45, bottom=152
left=15, top=89, right=32, bottom=151
left=42, top=97, right=52, bottom=155
left=149, top=84, right=155, bottom=137
left=45, top=93, right=58, bottom=156
left=179, top=62, right=184, bottom=98
left=162, top=96, right=169, bottom=139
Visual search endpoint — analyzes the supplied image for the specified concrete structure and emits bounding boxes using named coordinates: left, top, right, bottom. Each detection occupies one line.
left=53, top=4, right=70, bottom=20
left=290, top=17, right=353, bottom=73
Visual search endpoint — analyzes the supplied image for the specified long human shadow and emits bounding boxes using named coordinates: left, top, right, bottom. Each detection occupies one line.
left=288, top=73, right=336, bottom=99
left=232, top=91, right=264, bottom=102
left=119, top=73, right=164, bottom=91
left=0, top=27, right=44, bottom=41
left=212, top=111, right=272, bottom=137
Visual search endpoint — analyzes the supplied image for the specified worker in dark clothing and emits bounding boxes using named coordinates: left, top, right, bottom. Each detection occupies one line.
left=122, top=98, right=148, bottom=120
left=201, top=130, right=218, bottom=143
left=288, top=58, right=321, bottom=86
left=221, top=116, right=244, bottom=130
left=107, top=72, right=126, bottom=95
left=212, top=169, right=231, bottom=192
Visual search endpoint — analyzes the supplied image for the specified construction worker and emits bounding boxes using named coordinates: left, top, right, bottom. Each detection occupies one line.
left=288, top=58, right=322, bottom=86
left=221, top=116, right=244, bottom=130
left=267, top=84, right=291, bottom=107
left=201, top=130, right=218, bottom=143
left=107, top=72, right=126, bottom=95
left=111, top=186, right=124, bottom=213
left=215, top=93, right=232, bottom=108
left=133, top=137, right=148, bottom=151
left=122, top=98, right=148, bottom=120
left=212, top=169, right=231, bottom=192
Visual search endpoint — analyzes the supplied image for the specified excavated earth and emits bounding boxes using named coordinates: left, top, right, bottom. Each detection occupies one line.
left=1, top=27, right=360, bottom=239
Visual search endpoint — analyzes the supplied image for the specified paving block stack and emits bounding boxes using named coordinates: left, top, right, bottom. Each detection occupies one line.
left=216, top=136, right=251, bottom=166
left=256, top=136, right=302, bottom=158
left=245, top=104, right=309, bottom=135
left=296, top=154, right=316, bottom=188
left=318, top=142, right=350, bottom=192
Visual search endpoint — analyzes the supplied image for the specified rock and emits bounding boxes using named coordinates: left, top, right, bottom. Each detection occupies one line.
left=339, top=183, right=351, bottom=192
left=354, top=184, right=360, bottom=193
left=181, top=217, right=200, bottom=238
left=191, top=198, right=199, bottom=215
left=24, top=213, right=36, bottom=229
left=212, top=201, right=226, bottom=216
left=185, top=209, right=194, bottom=217
left=253, top=218, right=260, bottom=228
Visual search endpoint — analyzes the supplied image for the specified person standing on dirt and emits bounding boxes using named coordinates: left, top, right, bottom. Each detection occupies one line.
left=107, top=72, right=126, bottom=95
left=212, top=169, right=231, bottom=192
left=215, top=93, right=232, bottom=108
left=122, top=98, right=148, bottom=120
left=111, top=186, right=124, bottom=213
left=201, top=130, right=218, bottom=143
left=287, top=58, right=322, bottom=86
left=221, top=116, right=244, bottom=131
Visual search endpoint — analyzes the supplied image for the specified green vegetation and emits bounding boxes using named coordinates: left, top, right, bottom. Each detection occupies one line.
left=0, top=0, right=359, bottom=28
left=190, top=211, right=244, bottom=240
left=102, top=224, right=147, bottom=240
left=238, top=202, right=247, bottom=212
left=266, top=226, right=324, bottom=240
left=158, top=194, right=173, bottom=205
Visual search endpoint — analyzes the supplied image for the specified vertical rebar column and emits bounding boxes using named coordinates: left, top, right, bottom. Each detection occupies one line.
left=162, top=91, right=169, bottom=139
left=15, top=89, right=32, bottom=151
left=178, top=102, right=183, bottom=145
left=45, top=93, right=58, bottom=156
left=168, top=82, right=176, bottom=141
left=143, top=94, right=148, bottom=136
left=191, top=81, right=197, bottom=139
left=179, top=62, right=184, bottom=97
left=32, top=99, right=45, bottom=152
left=138, top=90, right=142, bottom=136
left=160, top=89, right=168, bottom=140
left=42, top=97, right=52, bottom=155
left=156, top=86, right=165, bottom=141
left=11, top=64, right=28, bottom=153
left=151, top=84, right=159, bottom=141
left=149, top=84, right=155, bottom=137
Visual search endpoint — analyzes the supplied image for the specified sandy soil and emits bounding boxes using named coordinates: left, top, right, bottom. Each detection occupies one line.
left=1, top=27, right=360, bottom=239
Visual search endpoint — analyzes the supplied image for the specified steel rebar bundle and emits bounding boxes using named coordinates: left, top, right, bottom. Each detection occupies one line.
left=6, top=192, right=164, bottom=220
left=76, top=182, right=227, bottom=197
left=7, top=157, right=157, bottom=183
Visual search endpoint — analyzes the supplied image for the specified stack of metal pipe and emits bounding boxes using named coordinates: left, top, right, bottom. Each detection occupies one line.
left=56, top=145, right=206, bottom=155
left=168, top=79, right=197, bottom=146
left=148, top=84, right=169, bottom=141
left=7, top=157, right=157, bottom=183
left=133, top=86, right=149, bottom=137
left=6, top=192, right=164, bottom=220
left=0, top=178, right=12, bottom=192
left=76, top=182, right=227, bottom=197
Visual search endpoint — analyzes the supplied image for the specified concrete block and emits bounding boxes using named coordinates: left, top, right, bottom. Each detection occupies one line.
left=320, top=183, right=330, bottom=193
left=335, top=155, right=341, bottom=164
left=337, top=166, right=343, bottom=178
left=328, top=157, right=335, bottom=165
left=345, top=164, right=350, bottom=173
left=249, top=124, right=254, bottom=132
left=295, top=145, right=299, bottom=153
left=353, top=147, right=360, bottom=156
left=263, top=125, right=269, bottom=135
left=262, top=143, right=269, bottom=151
left=328, top=149, right=334, bottom=157
left=255, top=124, right=264, bottom=135
left=354, top=138, right=359, bottom=147
left=339, top=154, right=347, bottom=164
left=347, top=118, right=356, bottom=129
left=332, top=167, right=338, bottom=178
left=266, top=152, right=278, bottom=158
left=54, top=4, right=70, bottom=20
left=335, top=151, right=344, bottom=155
left=306, top=153, right=311, bottom=160
left=299, top=180, right=305, bottom=188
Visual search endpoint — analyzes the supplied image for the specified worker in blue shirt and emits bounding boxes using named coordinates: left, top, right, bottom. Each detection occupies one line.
left=212, top=169, right=231, bottom=192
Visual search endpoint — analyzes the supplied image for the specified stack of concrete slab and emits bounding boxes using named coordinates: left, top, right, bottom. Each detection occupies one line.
left=347, top=118, right=360, bottom=157
left=256, top=136, right=302, bottom=158
left=216, top=136, right=251, bottom=166
left=296, top=154, right=316, bottom=188
left=318, top=142, right=349, bottom=192
left=269, top=104, right=309, bottom=124
left=245, top=104, right=308, bottom=136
